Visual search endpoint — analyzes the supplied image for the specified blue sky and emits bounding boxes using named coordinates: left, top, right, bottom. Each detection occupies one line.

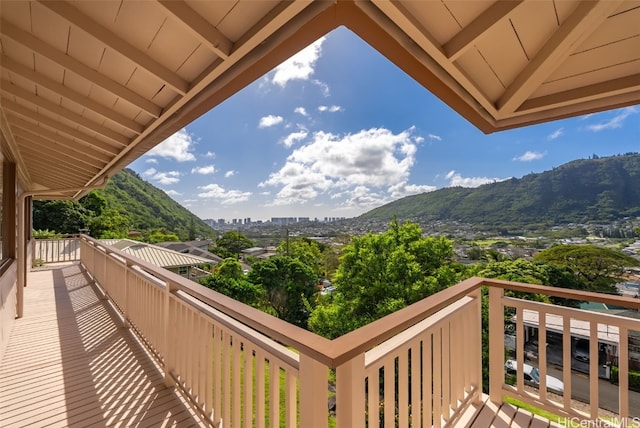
left=128, top=27, right=639, bottom=222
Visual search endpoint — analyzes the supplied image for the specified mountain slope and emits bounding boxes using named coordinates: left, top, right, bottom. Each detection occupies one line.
left=98, top=168, right=214, bottom=238
left=361, top=154, right=640, bottom=227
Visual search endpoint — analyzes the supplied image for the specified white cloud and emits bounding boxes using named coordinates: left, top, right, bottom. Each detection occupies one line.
left=271, top=37, right=326, bottom=87
left=164, top=189, right=182, bottom=197
left=259, top=115, right=284, bottom=128
left=428, top=134, right=442, bottom=141
left=331, top=186, right=390, bottom=210
left=294, top=107, right=308, bottom=116
left=586, top=107, right=637, bottom=131
left=282, top=130, right=308, bottom=148
left=547, top=128, right=563, bottom=141
left=388, top=182, right=436, bottom=199
left=147, top=128, right=196, bottom=162
left=318, top=105, right=343, bottom=113
left=260, top=127, right=422, bottom=206
left=142, top=168, right=181, bottom=185
left=146, top=158, right=158, bottom=164
left=205, top=151, right=216, bottom=158
left=224, top=170, right=236, bottom=178
left=197, top=184, right=252, bottom=205
left=513, top=151, right=545, bottom=162
left=191, top=165, right=215, bottom=175
left=445, top=170, right=507, bottom=188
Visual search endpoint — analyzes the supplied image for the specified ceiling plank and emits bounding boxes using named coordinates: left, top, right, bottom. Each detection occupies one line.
left=21, top=151, right=96, bottom=182
left=7, top=115, right=118, bottom=163
left=3, top=102, right=123, bottom=154
left=1, top=79, right=136, bottom=145
left=496, top=0, right=624, bottom=115
left=13, top=127, right=109, bottom=167
left=444, top=0, right=526, bottom=61
left=2, top=56, right=144, bottom=134
left=38, top=0, right=189, bottom=95
left=18, top=139, right=102, bottom=176
left=0, top=19, right=162, bottom=118
left=156, top=0, right=233, bottom=59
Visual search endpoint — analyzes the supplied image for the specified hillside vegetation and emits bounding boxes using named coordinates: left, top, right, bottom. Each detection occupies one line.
left=34, top=168, right=214, bottom=240
left=361, top=154, right=640, bottom=228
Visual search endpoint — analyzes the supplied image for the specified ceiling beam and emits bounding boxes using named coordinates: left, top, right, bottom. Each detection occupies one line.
left=443, top=0, right=526, bottom=61
left=1, top=57, right=143, bottom=134
left=0, top=19, right=162, bottom=118
left=0, top=107, right=32, bottom=186
left=3, top=103, right=122, bottom=155
left=1, top=79, right=136, bottom=144
left=496, top=0, right=624, bottom=115
left=156, top=0, right=233, bottom=59
left=38, top=0, right=189, bottom=95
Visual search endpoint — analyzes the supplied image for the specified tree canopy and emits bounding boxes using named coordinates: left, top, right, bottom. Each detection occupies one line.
left=308, top=219, right=461, bottom=338
left=533, top=244, right=639, bottom=294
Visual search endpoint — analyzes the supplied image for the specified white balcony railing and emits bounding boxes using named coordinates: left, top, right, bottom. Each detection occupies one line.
left=32, top=235, right=81, bottom=265
left=73, top=235, right=640, bottom=427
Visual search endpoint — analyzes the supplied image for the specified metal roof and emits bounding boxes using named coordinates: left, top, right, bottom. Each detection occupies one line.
left=0, top=1, right=638, bottom=199
left=101, top=239, right=211, bottom=269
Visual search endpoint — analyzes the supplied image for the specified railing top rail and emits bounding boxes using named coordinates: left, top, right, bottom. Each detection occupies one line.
left=480, top=277, right=640, bottom=311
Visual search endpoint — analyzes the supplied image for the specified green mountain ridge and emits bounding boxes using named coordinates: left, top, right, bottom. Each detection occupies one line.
left=98, top=168, right=215, bottom=239
left=360, top=154, right=640, bottom=228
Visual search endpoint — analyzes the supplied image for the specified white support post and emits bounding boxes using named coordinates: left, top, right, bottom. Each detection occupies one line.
left=336, top=353, right=366, bottom=428
left=299, top=354, right=328, bottom=428
left=488, top=286, right=504, bottom=404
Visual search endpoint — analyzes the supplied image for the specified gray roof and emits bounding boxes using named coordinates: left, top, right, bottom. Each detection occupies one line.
left=100, top=239, right=212, bottom=269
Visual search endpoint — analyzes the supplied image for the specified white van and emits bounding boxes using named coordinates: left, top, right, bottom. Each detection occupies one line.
left=505, top=359, right=564, bottom=394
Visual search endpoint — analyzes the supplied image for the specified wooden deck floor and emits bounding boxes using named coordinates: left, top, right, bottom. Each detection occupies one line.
left=0, top=263, right=205, bottom=428
left=459, top=395, right=562, bottom=428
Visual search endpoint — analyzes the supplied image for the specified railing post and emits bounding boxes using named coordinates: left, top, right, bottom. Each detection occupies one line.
left=122, top=261, right=130, bottom=328
left=336, top=353, right=365, bottom=428
left=488, top=286, right=504, bottom=404
left=164, top=280, right=174, bottom=387
left=299, top=354, right=328, bottom=428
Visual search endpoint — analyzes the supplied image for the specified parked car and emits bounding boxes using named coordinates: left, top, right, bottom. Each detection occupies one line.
left=505, top=359, right=564, bottom=394
left=573, top=338, right=589, bottom=362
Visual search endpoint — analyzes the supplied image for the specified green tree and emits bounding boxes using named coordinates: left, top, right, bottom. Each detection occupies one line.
left=146, top=229, right=180, bottom=244
left=199, top=258, right=263, bottom=307
left=276, top=238, right=322, bottom=276
left=308, top=219, right=460, bottom=339
left=79, top=191, right=106, bottom=216
left=247, top=256, right=317, bottom=327
left=33, top=200, right=87, bottom=234
left=533, top=244, right=639, bottom=293
left=87, top=209, right=130, bottom=238
left=215, top=231, right=254, bottom=259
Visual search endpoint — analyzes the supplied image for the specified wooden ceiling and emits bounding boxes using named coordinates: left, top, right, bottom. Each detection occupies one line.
left=0, top=0, right=638, bottom=198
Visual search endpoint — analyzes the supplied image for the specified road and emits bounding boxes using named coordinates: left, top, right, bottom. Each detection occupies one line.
left=545, top=365, right=640, bottom=417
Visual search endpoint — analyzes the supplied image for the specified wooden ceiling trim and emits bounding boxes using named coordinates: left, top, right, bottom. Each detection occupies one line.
left=3, top=104, right=123, bottom=155
left=16, top=136, right=103, bottom=173
left=444, top=0, right=526, bottom=61
left=518, top=73, right=640, bottom=112
left=0, top=108, right=32, bottom=186
left=1, top=56, right=144, bottom=134
left=496, top=0, right=624, bottom=115
left=38, top=0, right=189, bottom=95
left=367, top=0, right=500, bottom=119
left=0, top=19, right=162, bottom=118
left=0, top=79, right=136, bottom=145
left=12, top=127, right=110, bottom=166
left=156, top=0, right=232, bottom=59
left=22, top=152, right=96, bottom=183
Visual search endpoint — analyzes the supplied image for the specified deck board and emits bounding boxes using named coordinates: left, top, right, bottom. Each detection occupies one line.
left=0, top=263, right=204, bottom=428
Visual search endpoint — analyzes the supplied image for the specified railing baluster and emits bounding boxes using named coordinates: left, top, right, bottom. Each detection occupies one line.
left=619, top=327, right=629, bottom=420
left=538, top=309, right=548, bottom=403
left=489, top=286, right=505, bottom=404
left=563, top=317, right=572, bottom=412
left=589, top=320, right=599, bottom=419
